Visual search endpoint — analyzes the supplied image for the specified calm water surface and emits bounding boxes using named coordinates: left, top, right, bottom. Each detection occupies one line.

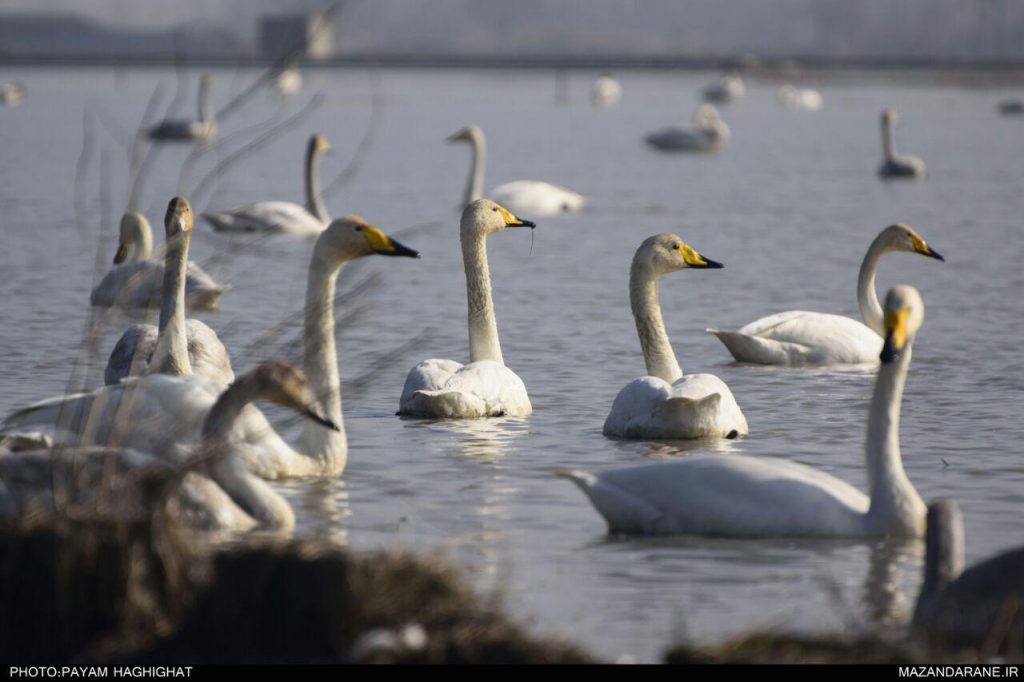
left=1, top=67, right=1023, bottom=662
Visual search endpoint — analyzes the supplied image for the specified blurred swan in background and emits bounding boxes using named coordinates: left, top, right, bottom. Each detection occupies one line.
left=702, top=73, right=744, bottom=104
left=90, top=211, right=226, bottom=311
left=0, top=363, right=337, bottom=532
left=878, top=108, right=926, bottom=179
left=997, top=98, right=1024, bottom=116
left=603, top=234, right=746, bottom=440
left=0, top=81, right=24, bottom=107
left=272, top=67, right=302, bottom=97
left=147, top=74, right=217, bottom=143
left=564, top=286, right=928, bottom=538
left=777, top=85, right=823, bottom=111
left=707, top=224, right=943, bottom=365
left=645, top=104, right=730, bottom=153
left=3, top=208, right=419, bottom=480
left=591, top=74, right=622, bottom=108
left=399, top=200, right=534, bottom=419
left=202, top=133, right=332, bottom=235
left=449, top=124, right=584, bottom=216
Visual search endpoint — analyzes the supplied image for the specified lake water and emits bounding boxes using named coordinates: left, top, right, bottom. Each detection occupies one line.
left=2, top=66, right=1023, bottom=662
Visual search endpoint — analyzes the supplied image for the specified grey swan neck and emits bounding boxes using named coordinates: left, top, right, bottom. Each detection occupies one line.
left=150, top=229, right=193, bottom=377
left=304, top=143, right=328, bottom=222
left=131, top=218, right=154, bottom=261
left=630, top=260, right=682, bottom=384
left=882, top=117, right=896, bottom=162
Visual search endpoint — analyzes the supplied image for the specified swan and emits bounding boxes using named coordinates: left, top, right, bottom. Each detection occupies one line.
left=777, top=85, right=823, bottom=111
left=90, top=211, right=226, bottom=311
left=0, top=362, right=338, bottom=532
left=998, top=99, right=1024, bottom=116
left=0, top=81, right=24, bottom=107
left=912, top=500, right=1024, bottom=653
left=603, top=234, right=747, bottom=440
left=272, top=67, right=302, bottom=97
left=399, top=199, right=534, bottom=419
left=645, top=104, right=730, bottom=153
left=99, top=204, right=232, bottom=386
left=449, top=125, right=584, bottom=216
left=202, top=133, right=331, bottom=235
left=147, top=74, right=217, bottom=143
left=707, top=224, right=943, bottom=365
left=591, top=74, right=622, bottom=108
left=562, top=285, right=928, bottom=537
left=702, top=74, right=744, bottom=104
left=878, top=109, right=926, bottom=179
left=3, top=203, right=419, bottom=479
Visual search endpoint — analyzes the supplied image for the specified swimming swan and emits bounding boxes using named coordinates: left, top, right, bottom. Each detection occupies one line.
left=101, top=201, right=234, bottom=385
left=645, top=104, right=730, bottom=153
left=0, top=362, right=338, bottom=532
left=591, top=74, right=622, bottom=108
left=777, top=85, right=823, bottom=111
left=202, top=133, right=331, bottom=236
left=702, top=74, right=744, bottom=104
left=878, top=109, right=926, bottom=179
left=3, top=203, right=420, bottom=479
left=450, top=125, right=584, bottom=216
left=563, top=285, right=928, bottom=537
left=147, top=74, right=217, bottom=143
left=707, top=224, right=943, bottom=365
left=399, top=199, right=535, bottom=418
left=603, top=234, right=747, bottom=440
left=90, top=211, right=226, bottom=311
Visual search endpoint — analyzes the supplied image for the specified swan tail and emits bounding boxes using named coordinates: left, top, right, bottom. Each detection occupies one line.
left=706, top=328, right=808, bottom=365
left=401, top=389, right=488, bottom=419
left=657, top=392, right=722, bottom=416
left=556, top=469, right=662, bottom=533
left=1, top=392, right=96, bottom=443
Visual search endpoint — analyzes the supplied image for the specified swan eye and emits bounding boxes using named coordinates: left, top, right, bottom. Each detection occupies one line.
left=670, top=243, right=680, bottom=250
left=355, top=226, right=362, bottom=232
left=492, top=207, right=498, bottom=212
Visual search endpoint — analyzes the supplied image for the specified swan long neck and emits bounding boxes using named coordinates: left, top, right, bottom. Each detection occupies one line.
left=150, top=230, right=192, bottom=376
left=132, top=218, right=153, bottom=262
left=461, top=228, right=503, bottom=365
left=881, top=116, right=895, bottom=161
left=199, top=79, right=212, bottom=124
left=865, top=344, right=925, bottom=533
left=629, top=261, right=682, bottom=383
left=304, top=144, right=328, bottom=222
left=921, top=504, right=965, bottom=602
left=300, top=248, right=347, bottom=472
left=857, top=234, right=889, bottom=336
left=463, top=133, right=486, bottom=207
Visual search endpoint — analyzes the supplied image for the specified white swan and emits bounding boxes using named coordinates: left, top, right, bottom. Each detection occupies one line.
left=450, top=125, right=584, bottom=216
left=0, top=362, right=338, bottom=532
left=90, top=211, right=226, bottom=311
left=3, top=203, right=420, bottom=479
left=777, top=85, right=823, bottom=111
left=702, top=73, right=744, bottom=104
left=707, top=224, right=943, bottom=365
left=878, top=109, right=926, bottom=179
left=563, top=285, right=928, bottom=538
left=272, top=67, right=302, bottom=97
left=591, top=74, right=622, bottom=108
left=399, top=199, right=534, bottom=419
left=147, top=74, right=217, bottom=143
left=645, top=104, right=730, bottom=153
left=0, top=81, right=24, bottom=107
left=202, top=133, right=331, bottom=235
left=603, top=234, right=747, bottom=440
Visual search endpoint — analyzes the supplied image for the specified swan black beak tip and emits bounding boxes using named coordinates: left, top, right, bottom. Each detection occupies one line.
left=698, top=257, right=724, bottom=269
left=926, top=249, right=945, bottom=262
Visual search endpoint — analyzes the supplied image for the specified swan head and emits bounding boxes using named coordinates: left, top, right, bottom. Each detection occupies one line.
left=163, top=196, right=194, bottom=237
left=461, top=199, right=536, bottom=237
left=113, top=211, right=151, bottom=264
left=317, top=216, right=420, bottom=263
left=880, top=285, right=924, bottom=364
left=448, top=125, right=483, bottom=145
left=309, top=133, right=331, bottom=156
left=882, top=108, right=899, bottom=126
left=635, top=233, right=723, bottom=276
left=880, top=224, right=944, bottom=261
left=247, top=361, right=341, bottom=432
left=693, top=104, right=722, bottom=125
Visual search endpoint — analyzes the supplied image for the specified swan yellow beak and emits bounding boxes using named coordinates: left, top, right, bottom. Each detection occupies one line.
left=911, top=235, right=944, bottom=261
left=681, top=244, right=723, bottom=269
left=364, top=226, right=420, bottom=258
left=881, top=307, right=910, bottom=363
left=499, top=207, right=536, bottom=229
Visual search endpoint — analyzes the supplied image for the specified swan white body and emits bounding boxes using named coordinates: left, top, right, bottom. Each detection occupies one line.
left=702, top=74, right=744, bottom=104
left=399, top=200, right=534, bottom=419
left=90, top=212, right=225, bottom=310
left=603, top=234, right=746, bottom=440
left=147, top=75, right=216, bottom=143
left=645, top=104, right=730, bottom=153
left=450, top=125, right=584, bottom=216
left=568, top=286, right=928, bottom=538
left=777, top=85, right=823, bottom=111
left=878, top=109, right=926, bottom=179
left=591, top=75, right=622, bottom=108
left=707, top=224, right=943, bottom=365
left=272, top=67, right=302, bottom=97
left=202, top=133, right=331, bottom=235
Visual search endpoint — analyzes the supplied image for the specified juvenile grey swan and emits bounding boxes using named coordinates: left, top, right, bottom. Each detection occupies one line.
left=878, top=109, right=926, bottom=179
left=645, top=104, right=730, bottom=153
left=147, top=74, right=217, bottom=143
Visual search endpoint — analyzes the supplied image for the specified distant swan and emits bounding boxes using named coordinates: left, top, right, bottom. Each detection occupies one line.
left=645, top=104, right=730, bottom=153
left=147, top=74, right=217, bottom=143
left=591, top=74, right=622, bottom=108
left=90, top=211, right=226, bottom=311
left=603, top=234, right=746, bottom=440
left=878, top=109, right=926, bottom=179
left=707, top=224, right=943, bottom=365
left=450, top=125, right=584, bottom=216
left=272, top=67, right=302, bottom=97
left=399, top=199, right=534, bottom=418
left=563, top=285, right=928, bottom=538
left=0, top=363, right=338, bottom=532
left=202, top=133, right=331, bottom=236
left=777, top=85, right=823, bottom=111
left=3, top=204, right=419, bottom=480
left=702, top=74, right=744, bottom=104
left=0, top=81, right=24, bottom=107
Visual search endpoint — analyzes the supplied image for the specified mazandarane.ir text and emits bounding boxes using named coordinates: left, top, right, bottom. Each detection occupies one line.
left=900, top=667, right=1020, bottom=678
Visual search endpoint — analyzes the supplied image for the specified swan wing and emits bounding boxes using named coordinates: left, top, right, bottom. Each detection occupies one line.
left=202, top=201, right=325, bottom=235
left=604, top=374, right=746, bottom=439
left=490, top=181, right=584, bottom=216
left=709, top=311, right=882, bottom=365
left=400, top=359, right=531, bottom=418
left=104, top=320, right=234, bottom=387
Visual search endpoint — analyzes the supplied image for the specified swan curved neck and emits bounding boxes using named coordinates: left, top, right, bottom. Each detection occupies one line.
left=629, top=261, right=682, bottom=383
left=461, top=228, right=503, bottom=364
left=304, top=145, right=328, bottom=222
left=150, top=230, right=192, bottom=376
left=199, top=80, right=212, bottom=124
left=881, top=117, right=895, bottom=161
left=464, top=134, right=486, bottom=207
left=132, top=219, right=153, bottom=261
left=857, top=234, right=890, bottom=336
left=300, top=247, right=347, bottom=472
left=865, top=345, right=925, bottom=533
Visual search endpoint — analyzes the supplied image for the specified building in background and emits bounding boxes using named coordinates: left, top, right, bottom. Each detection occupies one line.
left=259, top=11, right=334, bottom=61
